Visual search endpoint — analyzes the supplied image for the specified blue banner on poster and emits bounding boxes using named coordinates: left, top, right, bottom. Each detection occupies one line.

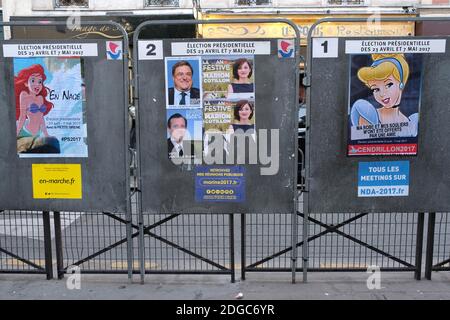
left=195, top=166, right=245, bottom=202
left=358, top=161, right=409, bottom=197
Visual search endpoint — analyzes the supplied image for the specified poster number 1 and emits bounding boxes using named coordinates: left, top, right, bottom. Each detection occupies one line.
left=321, top=40, right=328, bottom=54
left=313, top=38, right=338, bottom=58
left=139, top=40, right=163, bottom=60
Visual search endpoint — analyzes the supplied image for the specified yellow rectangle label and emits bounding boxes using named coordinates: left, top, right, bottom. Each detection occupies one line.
left=32, top=164, right=82, bottom=199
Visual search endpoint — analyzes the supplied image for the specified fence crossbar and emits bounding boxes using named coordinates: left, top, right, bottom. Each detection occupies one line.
left=0, top=247, right=45, bottom=271
left=434, top=257, right=450, bottom=268
left=246, top=212, right=367, bottom=269
left=83, top=212, right=230, bottom=271
left=303, top=213, right=415, bottom=268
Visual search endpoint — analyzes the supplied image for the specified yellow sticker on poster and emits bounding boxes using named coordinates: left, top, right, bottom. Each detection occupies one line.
left=32, top=164, right=82, bottom=199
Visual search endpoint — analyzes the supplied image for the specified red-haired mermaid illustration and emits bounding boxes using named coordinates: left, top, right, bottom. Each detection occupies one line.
left=15, top=64, right=60, bottom=154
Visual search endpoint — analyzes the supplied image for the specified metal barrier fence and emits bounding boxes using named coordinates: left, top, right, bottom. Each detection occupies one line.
left=303, top=212, right=423, bottom=275
left=425, top=212, right=450, bottom=279
left=54, top=210, right=234, bottom=278
left=0, top=20, right=132, bottom=280
left=296, top=16, right=450, bottom=283
left=0, top=19, right=239, bottom=283
left=241, top=213, right=297, bottom=277
left=132, top=18, right=300, bottom=283
left=241, top=16, right=450, bottom=283
left=141, top=214, right=234, bottom=276
left=0, top=210, right=51, bottom=278
left=242, top=199, right=424, bottom=280
left=1, top=17, right=450, bottom=284
left=54, top=211, right=132, bottom=277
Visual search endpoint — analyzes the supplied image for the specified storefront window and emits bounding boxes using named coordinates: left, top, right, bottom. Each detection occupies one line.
left=54, top=0, right=89, bottom=7
left=144, top=0, right=180, bottom=6
left=235, top=0, right=272, bottom=6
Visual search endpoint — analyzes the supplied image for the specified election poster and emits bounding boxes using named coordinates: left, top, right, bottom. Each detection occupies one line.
left=202, top=57, right=232, bottom=100
left=195, top=166, right=245, bottom=203
left=14, top=57, right=87, bottom=158
left=201, top=56, right=256, bottom=159
left=347, top=53, right=423, bottom=156
left=165, top=56, right=202, bottom=107
left=203, top=100, right=234, bottom=133
left=166, top=108, right=203, bottom=163
left=164, top=54, right=257, bottom=163
left=165, top=56, right=203, bottom=163
left=202, top=56, right=256, bottom=135
left=202, top=55, right=255, bottom=102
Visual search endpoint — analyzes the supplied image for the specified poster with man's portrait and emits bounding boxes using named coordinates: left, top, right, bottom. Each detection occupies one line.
left=165, top=57, right=202, bottom=107
left=166, top=108, right=202, bottom=163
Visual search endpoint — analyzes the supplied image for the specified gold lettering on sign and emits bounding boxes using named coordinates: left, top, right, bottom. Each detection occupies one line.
left=66, top=24, right=135, bottom=39
left=198, top=14, right=415, bottom=44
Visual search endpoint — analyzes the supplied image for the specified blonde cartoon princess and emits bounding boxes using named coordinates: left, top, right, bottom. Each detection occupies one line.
left=350, top=53, right=418, bottom=137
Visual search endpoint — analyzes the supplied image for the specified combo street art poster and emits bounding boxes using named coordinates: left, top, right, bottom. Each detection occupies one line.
left=165, top=55, right=256, bottom=162
left=347, top=53, right=423, bottom=156
left=14, top=57, right=87, bottom=158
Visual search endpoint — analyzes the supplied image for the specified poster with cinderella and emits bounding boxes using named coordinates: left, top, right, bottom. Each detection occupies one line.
left=347, top=53, right=423, bottom=156
left=14, top=57, right=87, bottom=158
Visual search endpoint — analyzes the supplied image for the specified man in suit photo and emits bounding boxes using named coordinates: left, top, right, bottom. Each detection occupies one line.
left=168, top=60, right=200, bottom=106
left=167, top=113, right=195, bottom=160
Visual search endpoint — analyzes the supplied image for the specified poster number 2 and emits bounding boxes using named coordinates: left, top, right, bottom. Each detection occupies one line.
left=146, top=43, right=156, bottom=56
left=139, top=40, right=163, bottom=60
left=313, top=38, right=338, bottom=58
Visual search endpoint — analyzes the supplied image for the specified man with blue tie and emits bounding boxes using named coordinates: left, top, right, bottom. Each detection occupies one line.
left=168, top=60, right=200, bottom=106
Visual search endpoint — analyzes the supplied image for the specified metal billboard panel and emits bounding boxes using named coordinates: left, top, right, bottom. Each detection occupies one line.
left=307, top=36, right=450, bottom=213
left=138, top=38, right=298, bottom=214
left=0, top=40, right=128, bottom=212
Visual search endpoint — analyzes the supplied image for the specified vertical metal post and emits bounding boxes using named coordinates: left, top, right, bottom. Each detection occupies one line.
left=302, top=210, right=308, bottom=283
left=116, top=20, right=132, bottom=283
left=138, top=216, right=145, bottom=284
left=53, top=211, right=64, bottom=279
left=241, top=214, right=246, bottom=281
left=124, top=49, right=133, bottom=283
left=291, top=204, right=298, bottom=284
left=42, top=211, right=53, bottom=280
left=425, top=212, right=436, bottom=280
left=126, top=213, right=133, bottom=282
left=132, top=21, right=145, bottom=286
left=229, top=214, right=235, bottom=283
left=414, top=212, right=425, bottom=280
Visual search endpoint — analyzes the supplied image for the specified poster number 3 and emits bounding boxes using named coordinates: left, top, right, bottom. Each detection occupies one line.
left=313, top=38, right=338, bottom=58
left=139, top=40, right=163, bottom=60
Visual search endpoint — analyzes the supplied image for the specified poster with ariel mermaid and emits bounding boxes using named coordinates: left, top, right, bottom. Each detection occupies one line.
left=14, top=57, right=87, bottom=158
left=348, top=53, right=423, bottom=156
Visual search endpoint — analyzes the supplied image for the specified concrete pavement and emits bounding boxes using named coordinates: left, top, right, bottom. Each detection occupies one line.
left=0, top=271, right=449, bottom=300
